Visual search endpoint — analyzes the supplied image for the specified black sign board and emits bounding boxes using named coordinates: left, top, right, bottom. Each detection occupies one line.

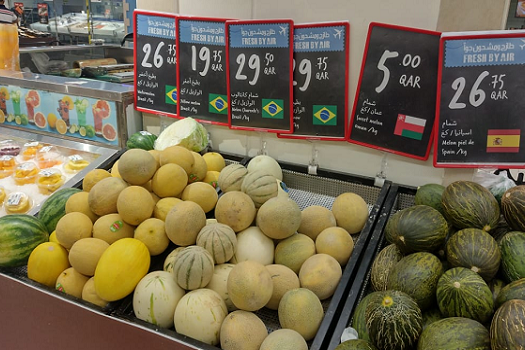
left=226, top=19, right=294, bottom=133
left=134, top=11, right=178, bottom=117
left=435, top=31, right=525, bottom=168
left=177, top=17, right=229, bottom=125
left=279, top=22, right=349, bottom=141
left=348, top=23, right=440, bottom=160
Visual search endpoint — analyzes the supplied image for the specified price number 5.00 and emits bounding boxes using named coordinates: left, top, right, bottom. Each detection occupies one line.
left=375, top=50, right=421, bottom=93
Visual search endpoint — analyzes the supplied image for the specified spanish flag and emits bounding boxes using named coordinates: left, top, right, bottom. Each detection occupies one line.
left=486, top=129, right=520, bottom=153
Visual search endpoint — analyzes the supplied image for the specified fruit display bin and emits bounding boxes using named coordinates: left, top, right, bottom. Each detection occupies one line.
left=326, top=184, right=416, bottom=350
left=110, top=157, right=392, bottom=350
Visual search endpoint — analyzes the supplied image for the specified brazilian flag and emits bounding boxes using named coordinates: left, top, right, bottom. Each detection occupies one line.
left=262, top=99, right=284, bottom=119
left=313, top=105, right=337, bottom=126
left=165, top=85, right=177, bottom=105
left=209, top=94, right=228, bottom=114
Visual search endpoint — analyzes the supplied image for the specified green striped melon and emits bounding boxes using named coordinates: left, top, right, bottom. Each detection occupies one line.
left=351, top=291, right=383, bottom=342
left=172, top=245, right=214, bottom=290
left=370, top=244, right=404, bottom=292
left=489, top=278, right=507, bottom=304
left=441, top=180, right=500, bottom=232
left=495, top=277, right=525, bottom=309
left=365, top=290, right=423, bottom=350
left=241, top=170, right=278, bottom=208
left=490, top=299, right=525, bottom=350
left=445, top=228, right=501, bottom=281
left=385, top=205, right=448, bottom=254
left=417, top=317, right=490, bottom=350
left=37, top=187, right=82, bottom=233
left=421, top=307, right=442, bottom=331
left=501, top=185, right=525, bottom=231
left=218, top=163, right=248, bottom=193
left=414, top=183, right=446, bottom=216
left=196, top=222, right=237, bottom=264
left=436, top=267, right=494, bottom=323
left=0, top=214, right=49, bottom=267
left=387, top=252, right=444, bottom=311
left=126, top=130, right=157, bottom=150
left=499, top=231, right=525, bottom=282
left=335, top=339, right=378, bottom=350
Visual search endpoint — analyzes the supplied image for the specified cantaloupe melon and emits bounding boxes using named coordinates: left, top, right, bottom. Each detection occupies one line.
left=299, top=253, right=342, bottom=300
left=241, top=170, right=278, bottom=208
left=298, top=205, right=336, bottom=240
left=181, top=182, right=218, bottom=213
left=92, top=213, right=135, bottom=245
left=116, top=186, right=155, bottom=226
left=159, top=145, right=194, bottom=175
left=88, top=177, right=128, bottom=216
left=153, top=197, right=182, bottom=221
left=68, top=237, right=110, bottom=276
left=218, top=163, right=248, bottom=192
left=151, top=163, right=188, bottom=198
left=163, top=246, right=185, bottom=273
left=316, top=226, right=354, bottom=265
left=134, top=218, right=169, bottom=256
left=278, top=288, right=324, bottom=341
left=227, top=260, right=273, bottom=311
left=82, top=277, right=109, bottom=308
left=207, top=263, right=237, bottom=312
left=196, top=223, right=237, bottom=264
left=259, top=329, right=308, bottom=350
left=220, top=310, right=268, bottom=350
left=215, top=191, right=256, bottom=232
left=265, top=264, right=301, bottom=310
left=274, top=233, right=316, bottom=274
left=188, top=151, right=207, bottom=182
left=55, top=212, right=93, bottom=250
left=117, top=149, right=157, bottom=185
left=230, top=226, right=274, bottom=265
left=65, top=191, right=99, bottom=223
left=257, top=196, right=301, bottom=240
left=172, top=245, right=214, bottom=290
left=331, top=193, right=369, bottom=234
left=56, top=267, right=90, bottom=299
left=247, top=154, right=283, bottom=181
left=82, top=169, right=111, bottom=192
left=164, top=201, right=206, bottom=246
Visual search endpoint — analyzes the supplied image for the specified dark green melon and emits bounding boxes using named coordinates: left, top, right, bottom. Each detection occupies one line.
left=436, top=267, right=494, bottom=324
left=385, top=205, right=448, bottom=254
left=499, top=231, right=525, bottom=283
left=441, top=180, right=500, bottom=232
left=501, top=185, right=525, bottom=231
left=492, top=215, right=511, bottom=244
left=414, top=183, right=446, bottom=216
left=417, top=317, right=490, bottom=350
left=37, top=187, right=82, bottom=233
left=490, top=299, right=525, bottom=350
left=445, top=228, right=501, bottom=281
left=489, top=278, right=507, bottom=304
left=126, top=130, right=157, bottom=150
left=335, top=339, right=378, bottom=350
left=365, top=290, right=422, bottom=350
left=370, top=244, right=404, bottom=292
left=387, top=252, right=443, bottom=311
left=421, top=307, right=442, bottom=331
left=352, top=292, right=383, bottom=342
left=495, top=277, right=525, bottom=309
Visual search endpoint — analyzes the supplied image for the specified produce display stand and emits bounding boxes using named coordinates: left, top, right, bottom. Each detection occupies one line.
left=327, top=184, right=416, bottom=350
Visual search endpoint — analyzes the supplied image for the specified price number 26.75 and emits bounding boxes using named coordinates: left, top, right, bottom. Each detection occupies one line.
left=141, top=42, right=176, bottom=69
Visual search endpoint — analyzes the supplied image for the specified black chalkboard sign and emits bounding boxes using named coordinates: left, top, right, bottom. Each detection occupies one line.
left=434, top=31, right=525, bottom=168
left=177, top=17, right=229, bottom=125
left=134, top=11, right=178, bottom=117
left=226, top=19, right=294, bottom=133
left=278, top=22, right=349, bottom=141
left=348, top=23, right=440, bottom=160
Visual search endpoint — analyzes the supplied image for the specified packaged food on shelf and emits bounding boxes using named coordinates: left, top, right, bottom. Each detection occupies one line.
left=13, top=162, right=39, bottom=185
left=0, top=185, right=5, bottom=203
left=0, top=155, right=17, bottom=179
left=36, top=145, right=63, bottom=169
left=63, top=154, right=90, bottom=173
left=21, top=141, right=44, bottom=161
left=4, top=191, right=32, bottom=214
left=0, top=141, right=21, bottom=156
left=36, top=168, right=65, bottom=195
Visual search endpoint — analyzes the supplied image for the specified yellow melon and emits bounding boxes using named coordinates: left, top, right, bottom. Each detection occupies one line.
left=227, top=260, right=273, bottom=311
left=203, top=152, right=226, bottom=172
left=88, top=177, right=128, bottom=216
left=55, top=212, right=93, bottom=250
left=259, top=329, right=308, bottom=350
left=274, top=233, right=316, bottom=274
left=117, top=149, right=158, bottom=185
left=316, top=226, right=354, bottom=265
left=188, top=151, right=208, bottom=183
left=181, top=182, right=218, bottom=213
left=68, top=237, right=110, bottom=276
left=134, top=218, right=169, bottom=256
left=142, top=180, right=153, bottom=192
left=56, top=267, right=90, bottom=299
left=220, top=310, right=268, bottom=350
left=203, top=170, right=220, bottom=189
left=92, top=213, right=135, bottom=245
left=82, top=169, right=111, bottom=192
left=27, top=242, right=70, bottom=288
left=159, top=145, right=194, bottom=174
left=65, top=191, right=99, bottom=223
left=82, top=277, right=109, bottom=308
left=147, top=149, right=161, bottom=169
left=94, top=238, right=150, bottom=301
left=116, top=186, right=155, bottom=226
left=164, top=200, right=206, bottom=246
left=151, top=163, right=188, bottom=198
left=298, top=205, right=336, bottom=240
left=215, top=191, right=256, bottom=232
left=111, top=160, right=121, bottom=178
left=299, top=253, right=342, bottom=300
left=278, top=288, right=324, bottom=341
left=265, top=264, right=300, bottom=310
left=256, top=196, right=302, bottom=240
left=49, top=230, right=59, bottom=244
left=153, top=197, right=183, bottom=221
left=331, top=192, right=369, bottom=234
left=206, top=263, right=237, bottom=312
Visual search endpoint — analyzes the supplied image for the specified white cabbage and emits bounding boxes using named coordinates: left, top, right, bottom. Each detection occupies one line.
left=154, top=117, right=208, bottom=152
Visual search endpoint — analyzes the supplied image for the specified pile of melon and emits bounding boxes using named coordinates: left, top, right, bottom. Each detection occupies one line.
left=25, top=147, right=371, bottom=350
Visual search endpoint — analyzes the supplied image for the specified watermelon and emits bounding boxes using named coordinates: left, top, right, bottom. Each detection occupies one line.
left=499, top=231, right=525, bottom=282
left=441, top=180, right=500, bottom=232
left=445, top=228, right=501, bottom=281
left=490, top=299, right=525, bottom=350
left=335, top=339, right=378, bottom=350
left=365, top=290, right=422, bottom=350
left=495, top=277, right=525, bottom=309
left=126, top=131, right=157, bottom=151
left=37, top=187, right=81, bottom=233
left=501, top=185, right=525, bottom=232
left=421, top=307, right=442, bottom=330
left=0, top=214, right=49, bottom=267
left=414, top=183, right=446, bottom=216
left=436, top=267, right=494, bottom=324
left=387, top=252, right=443, bottom=311
left=351, top=292, right=382, bottom=342
left=370, top=243, right=404, bottom=291
left=384, top=205, right=448, bottom=254
left=417, top=317, right=490, bottom=350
